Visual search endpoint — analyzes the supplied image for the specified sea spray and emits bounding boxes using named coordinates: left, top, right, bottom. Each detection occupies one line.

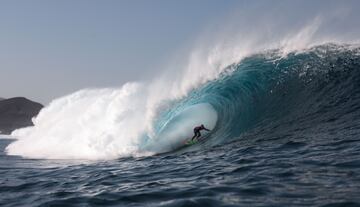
left=7, top=83, right=150, bottom=159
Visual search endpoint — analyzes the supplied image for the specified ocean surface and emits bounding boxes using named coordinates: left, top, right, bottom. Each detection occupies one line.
left=2, top=44, right=360, bottom=206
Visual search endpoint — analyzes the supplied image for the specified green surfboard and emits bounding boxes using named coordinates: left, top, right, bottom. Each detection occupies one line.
left=185, top=139, right=198, bottom=146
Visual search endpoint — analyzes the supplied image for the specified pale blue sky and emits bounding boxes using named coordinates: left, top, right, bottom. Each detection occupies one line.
left=0, top=0, right=359, bottom=104
left=0, top=0, right=239, bottom=103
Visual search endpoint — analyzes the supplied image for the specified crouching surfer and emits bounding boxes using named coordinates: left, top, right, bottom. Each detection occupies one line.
left=191, top=124, right=210, bottom=141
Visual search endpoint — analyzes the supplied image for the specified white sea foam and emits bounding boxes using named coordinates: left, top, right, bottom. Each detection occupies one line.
left=7, top=83, right=150, bottom=159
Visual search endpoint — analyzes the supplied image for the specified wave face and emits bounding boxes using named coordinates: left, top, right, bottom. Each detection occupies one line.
left=6, top=44, right=360, bottom=159
left=148, top=43, right=360, bottom=151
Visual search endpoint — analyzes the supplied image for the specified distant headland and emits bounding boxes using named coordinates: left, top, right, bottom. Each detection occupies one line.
left=0, top=97, right=43, bottom=134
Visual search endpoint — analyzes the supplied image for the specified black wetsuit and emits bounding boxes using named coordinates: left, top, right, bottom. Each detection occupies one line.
left=191, top=125, right=210, bottom=141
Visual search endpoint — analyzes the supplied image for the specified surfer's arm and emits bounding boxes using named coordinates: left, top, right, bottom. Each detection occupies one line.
left=203, top=128, right=210, bottom=131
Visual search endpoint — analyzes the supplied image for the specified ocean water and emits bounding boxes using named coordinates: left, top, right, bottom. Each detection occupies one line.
left=1, top=44, right=360, bottom=206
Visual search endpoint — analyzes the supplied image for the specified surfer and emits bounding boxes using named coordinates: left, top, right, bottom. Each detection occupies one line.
left=191, top=124, right=210, bottom=141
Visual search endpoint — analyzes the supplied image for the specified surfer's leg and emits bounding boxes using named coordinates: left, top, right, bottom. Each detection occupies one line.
left=194, top=132, right=201, bottom=141
left=192, top=131, right=200, bottom=141
left=191, top=133, right=197, bottom=141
